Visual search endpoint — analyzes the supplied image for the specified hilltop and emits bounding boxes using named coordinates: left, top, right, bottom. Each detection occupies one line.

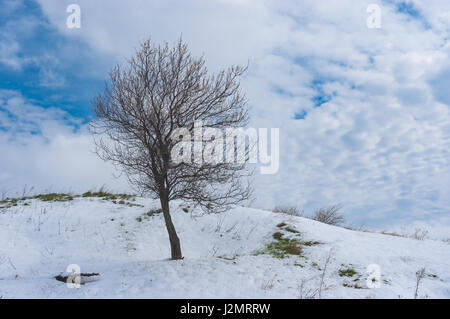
left=0, top=192, right=448, bottom=298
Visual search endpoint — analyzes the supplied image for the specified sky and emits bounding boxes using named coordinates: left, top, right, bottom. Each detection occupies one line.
left=1, top=0, right=450, bottom=234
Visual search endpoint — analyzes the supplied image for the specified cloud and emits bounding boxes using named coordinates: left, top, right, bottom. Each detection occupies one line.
left=3, top=0, right=449, bottom=231
left=0, top=90, right=129, bottom=196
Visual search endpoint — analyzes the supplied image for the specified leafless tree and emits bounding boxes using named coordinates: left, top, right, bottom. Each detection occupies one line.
left=90, top=38, right=252, bottom=260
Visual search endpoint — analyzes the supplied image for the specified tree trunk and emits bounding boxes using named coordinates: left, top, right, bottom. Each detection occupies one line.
left=160, top=196, right=182, bottom=260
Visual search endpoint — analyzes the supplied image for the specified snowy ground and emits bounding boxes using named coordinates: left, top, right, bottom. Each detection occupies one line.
left=0, top=195, right=449, bottom=299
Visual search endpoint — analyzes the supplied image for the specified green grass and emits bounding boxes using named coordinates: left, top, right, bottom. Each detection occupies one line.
left=285, top=227, right=300, bottom=234
left=0, top=190, right=137, bottom=208
left=255, top=237, right=303, bottom=259
left=34, top=193, right=74, bottom=202
left=217, top=254, right=240, bottom=261
left=342, top=282, right=362, bottom=289
left=272, top=232, right=284, bottom=240
left=135, top=208, right=163, bottom=223
left=338, top=267, right=358, bottom=277
left=82, top=191, right=135, bottom=201
left=0, top=193, right=75, bottom=207
left=311, top=261, right=322, bottom=270
left=146, top=208, right=163, bottom=217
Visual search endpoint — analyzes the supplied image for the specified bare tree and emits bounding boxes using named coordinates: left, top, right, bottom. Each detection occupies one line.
left=90, top=38, right=252, bottom=260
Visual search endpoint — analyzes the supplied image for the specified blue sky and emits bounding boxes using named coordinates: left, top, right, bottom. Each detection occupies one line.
left=1, top=0, right=450, bottom=236
left=0, top=0, right=115, bottom=119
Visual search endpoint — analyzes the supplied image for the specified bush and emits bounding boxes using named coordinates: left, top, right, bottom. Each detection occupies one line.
left=272, top=206, right=303, bottom=216
left=312, top=205, right=344, bottom=226
left=410, top=228, right=428, bottom=241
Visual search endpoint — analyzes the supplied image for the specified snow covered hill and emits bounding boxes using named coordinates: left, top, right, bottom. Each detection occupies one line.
left=0, top=193, right=448, bottom=298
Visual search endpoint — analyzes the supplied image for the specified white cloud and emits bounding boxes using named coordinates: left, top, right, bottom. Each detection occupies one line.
left=0, top=90, right=129, bottom=196
left=10, top=0, right=450, bottom=230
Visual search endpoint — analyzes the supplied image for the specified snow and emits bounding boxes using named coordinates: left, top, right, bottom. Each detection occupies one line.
left=0, top=196, right=449, bottom=298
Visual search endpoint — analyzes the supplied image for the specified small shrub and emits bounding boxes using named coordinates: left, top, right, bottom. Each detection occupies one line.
left=312, top=205, right=344, bottom=226
left=410, top=228, right=428, bottom=241
left=276, top=222, right=287, bottom=228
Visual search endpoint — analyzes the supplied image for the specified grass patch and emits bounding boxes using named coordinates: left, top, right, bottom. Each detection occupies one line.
left=135, top=208, right=163, bottom=223
left=342, top=282, right=362, bottom=289
left=0, top=190, right=137, bottom=208
left=285, top=227, right=300, bottom=234
left=253, top=223, right=321, bottom=259
left=272, top=232, right=284, bottom=240
left=82, top=191, right=135, bottom=201
left=34, top=193, right=74, bottom=202
left=300, top=240, right=321, bottom=246
left=146, top=208, right=163, bottom=217
left=217, top=254, right=240, bottom=261
left=338, top=266, right=358, bottom=277
left=0, top=193, right=75, bottom=207
left=255, top=237, right=303, bottom=259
